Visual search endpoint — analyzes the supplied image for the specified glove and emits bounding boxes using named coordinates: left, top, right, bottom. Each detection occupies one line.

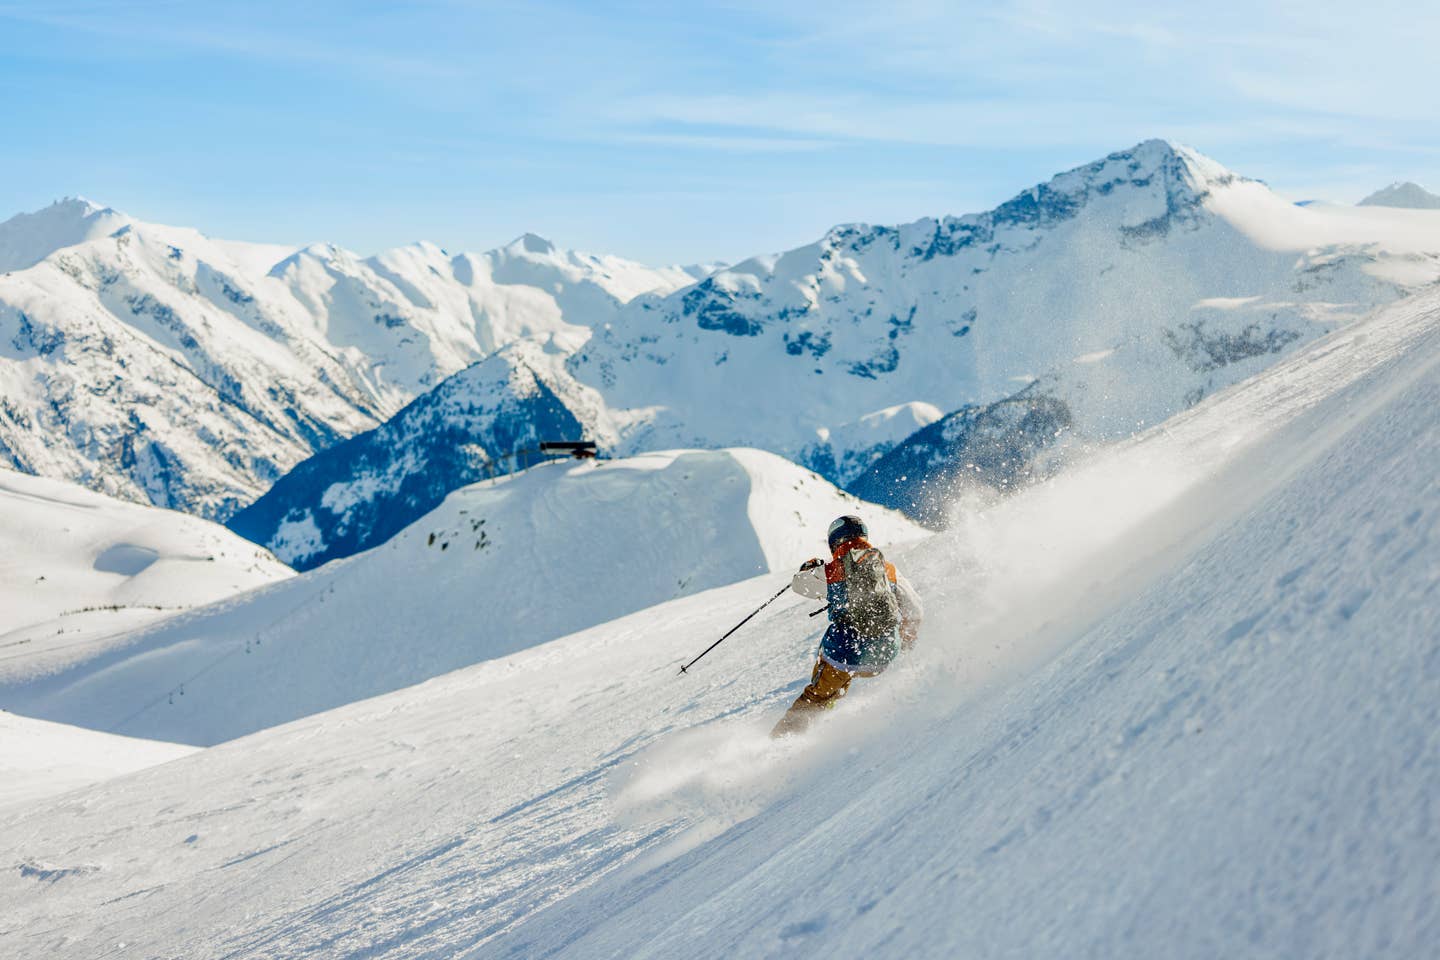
left=791, top=559, right=827, bottom=600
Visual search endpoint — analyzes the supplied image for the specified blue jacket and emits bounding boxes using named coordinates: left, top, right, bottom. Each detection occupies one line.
left=791, top=537, right=921, bottom=674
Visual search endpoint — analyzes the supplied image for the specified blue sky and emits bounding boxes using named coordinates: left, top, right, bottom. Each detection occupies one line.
left=1, top=0, right=1437, bottom=264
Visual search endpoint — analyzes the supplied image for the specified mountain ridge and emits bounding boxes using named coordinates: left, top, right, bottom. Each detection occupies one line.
left=230, top=139, right=1440, bottom=566
left=0, top=205, right=701, bottom=518
left=5, top=139, right=1439, bottom=555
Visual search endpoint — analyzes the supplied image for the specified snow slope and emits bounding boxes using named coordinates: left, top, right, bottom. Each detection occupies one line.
left=1, top=448, right=921, bottom=745
left=0, top=200, right=699, bottom=518
left=0, top=713, right=195, bottom=810
left=2, top=275, right=1437, bottom=957
left=0, top=468, right=290, bottom=679
left=234, top=139, right=1440, bottom=564
left=498, top=290, right=1440, bottom=960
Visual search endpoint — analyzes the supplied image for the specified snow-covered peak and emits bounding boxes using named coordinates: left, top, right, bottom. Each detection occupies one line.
left=490, top=232, right=585, bottom=274
left=0, top=196, right=132, bottom=273
left=508, top=232, right=557, bottom=256
left=41, top=195, right=114, bottom=221
left=817, top=401, right=944, bottom=446
left=50, top=195, right=105, bottom=215
left=799, top=140, right=1242, bottom=269
left=680, top=261, right=727, bottom=281
left=982, top=138, right=1241, bottom=230
left=480, top=232, right=701, bottom=304
left=1135, top=137, right=1236, bottom=182
left=265, top=241, right=346, bottom=276
left=1358, top=181, right=1440, bottom=209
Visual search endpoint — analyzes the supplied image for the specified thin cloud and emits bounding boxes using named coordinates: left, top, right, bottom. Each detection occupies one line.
left=606, top=93, right=1173, bottom=150
left=0, top=2, right=469, bottom=79
left=608, top=132, right=837, bottom=153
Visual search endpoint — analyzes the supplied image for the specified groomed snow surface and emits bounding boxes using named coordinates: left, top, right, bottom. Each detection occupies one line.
left=3, top=287, right=1440, bottom=957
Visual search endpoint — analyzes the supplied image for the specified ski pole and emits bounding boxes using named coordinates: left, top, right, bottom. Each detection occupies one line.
left=808, top=605, right=828, bottom=618
left=679, top=583, right=790, bottom=675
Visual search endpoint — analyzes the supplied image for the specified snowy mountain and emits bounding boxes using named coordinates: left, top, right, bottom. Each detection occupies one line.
left=0, top=197, right=132, bottom=273
left=1, top=448, right=922, bottom=744
left=0, top=467, right=291, bottom=678
left=847, top=386, right=1073, bottom=524
left=1359, top=181, right=1440, bottom=209
left=0, top=200, right=700, bottom=519
left=235, top=139, right=1440, bottom=566
left=574, top=140, right=1440, bottom=458
left=3, top=276, right=1437, bottom=959
left=227, top=339, right=604, bottom=568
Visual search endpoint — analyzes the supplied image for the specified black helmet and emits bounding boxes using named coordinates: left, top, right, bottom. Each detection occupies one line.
left=827, top=514, right=868, bottom=552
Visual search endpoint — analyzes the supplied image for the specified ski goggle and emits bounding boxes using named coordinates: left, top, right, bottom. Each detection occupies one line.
left=827, top=515, right=867, bottom=549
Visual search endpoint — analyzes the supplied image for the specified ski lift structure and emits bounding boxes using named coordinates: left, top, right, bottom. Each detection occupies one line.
left=538, top=440, right=598, bottom=460
left=481, top=439, right=599, bottom=482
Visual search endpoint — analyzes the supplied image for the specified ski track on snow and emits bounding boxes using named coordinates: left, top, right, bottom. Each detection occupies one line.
left=1, top=289, right=1439, bottom=957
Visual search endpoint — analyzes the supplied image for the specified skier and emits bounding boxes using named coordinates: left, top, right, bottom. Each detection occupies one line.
left=771, top=514, right=923, bottom=737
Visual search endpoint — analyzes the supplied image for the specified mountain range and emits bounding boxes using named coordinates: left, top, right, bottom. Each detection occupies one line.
left=4, top=140, right=1440, bottom=570
left=232, top=140, right=1440, bottom=566
left=0, top=200, right=704, bottom=518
